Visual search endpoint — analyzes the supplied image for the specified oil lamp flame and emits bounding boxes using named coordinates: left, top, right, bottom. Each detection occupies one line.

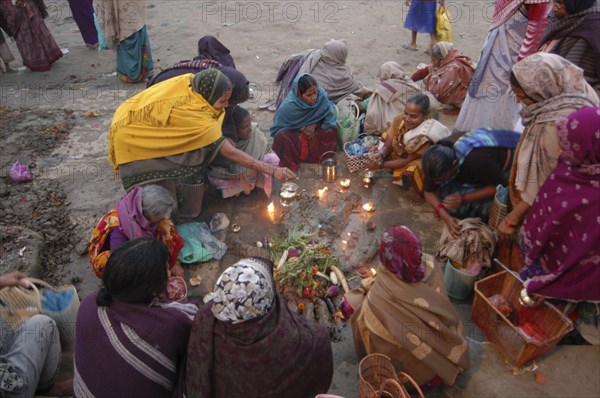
left=267, top=202, right=275, bottom=221
left=370, top=267, right=377, bottom=277
left=317, top=187, right=328, bottom=198
left=362, top=202, right=375, bottom=212
left=340, top=178, right=351, bottom=188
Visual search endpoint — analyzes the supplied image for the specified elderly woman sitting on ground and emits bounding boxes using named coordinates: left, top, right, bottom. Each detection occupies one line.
left=88, top=184, right=184, bottom=278
left=186, top=257, right=333, bottom=398
left=363, top=61, right=421, bottom=135
left=208, top=107, right=279, bottom=198
left=411, top=42, right=475, bottom=113
left=347, top=226, right=470, bottom=390
left=368, top=93, right=450, bottom=199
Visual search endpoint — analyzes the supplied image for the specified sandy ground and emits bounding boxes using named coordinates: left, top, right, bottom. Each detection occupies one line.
left=2, top=1, right=600, bottom=397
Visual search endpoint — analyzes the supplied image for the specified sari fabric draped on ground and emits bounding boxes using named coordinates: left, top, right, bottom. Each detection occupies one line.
left=186, top=294, right=333, bottom=398
left=520, top=106, right=600, bottom=302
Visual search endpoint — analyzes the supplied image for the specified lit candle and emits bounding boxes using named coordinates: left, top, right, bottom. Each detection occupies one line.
left=340, top=178, right=350, bottom=189
left=341, top=239, right=347, bottom=250
left=362, top=171, right=374, bottom=188
left=317, top=187, right=328, bottom=199
left=267, top=201, right=275, bottom=221
left=370, top=267, right=377, bottom=277
left=362, top=202, right=375, bottom=212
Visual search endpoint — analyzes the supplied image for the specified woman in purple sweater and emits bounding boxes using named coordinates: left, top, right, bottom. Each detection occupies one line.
left=74, top=238, right=197, bottom=397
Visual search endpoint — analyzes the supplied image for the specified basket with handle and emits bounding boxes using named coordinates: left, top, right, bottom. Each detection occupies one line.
left=0, top=279, right=42, bottom=331
left=344, top=133, right=381, bottom=173
left=358, top=353, right=424, bottom=398
left=27, top=278, right=80, bottom=350
left=488, top=191, right=508, bottom=230
left=471, top=259, right=573, bottom=367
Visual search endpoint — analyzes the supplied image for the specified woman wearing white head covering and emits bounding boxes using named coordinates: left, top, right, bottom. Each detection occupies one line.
left=186, top=258, right=333, bottom=398
left=364, top=61, right=421, bottom=135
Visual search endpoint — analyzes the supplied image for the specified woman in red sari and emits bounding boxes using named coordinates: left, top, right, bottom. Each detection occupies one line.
left=0, top=0, right=62, bottom=71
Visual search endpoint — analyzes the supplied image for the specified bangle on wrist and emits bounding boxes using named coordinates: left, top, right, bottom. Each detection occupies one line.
left=504, top=218, right=517, bottom=229
left=434, top=203, right=446, bottom=218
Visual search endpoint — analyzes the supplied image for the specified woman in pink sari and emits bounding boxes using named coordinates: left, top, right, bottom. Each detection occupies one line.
left=519, top=106, right=600, bottom=302
left=0, top=0, right=62, bottom=71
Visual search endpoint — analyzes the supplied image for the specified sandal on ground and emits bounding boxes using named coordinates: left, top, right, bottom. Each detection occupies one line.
left=267, top=104, right=277, bottom=112
left=401, top=43, right=418, bottom=51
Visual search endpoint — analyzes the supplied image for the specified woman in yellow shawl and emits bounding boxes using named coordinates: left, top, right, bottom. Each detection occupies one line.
left=367, top=93, right=450, bottom=198
left=347, top=225, right=470, bottom=391
left=108, top=69, right=296, bottom=218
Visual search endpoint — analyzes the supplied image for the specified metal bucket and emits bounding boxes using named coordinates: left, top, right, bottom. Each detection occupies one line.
left=320, top=151, right=338, bottom=183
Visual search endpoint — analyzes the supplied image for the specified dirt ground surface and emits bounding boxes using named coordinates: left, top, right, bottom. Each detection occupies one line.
left=1, top=1, right=599, bottom=397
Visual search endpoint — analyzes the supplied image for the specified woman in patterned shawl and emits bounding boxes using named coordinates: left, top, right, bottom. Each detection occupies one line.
left=519, top=107, right=600, bottom=302
left=186, top=257, right=333, bottom=398
left=348, top=226, right=470, bottom=389
left=411, top=42, right=476, bottom=110
left=88, top=185, right=184, bottom=279
left=75, top=238, right=198, bottom=397
left=499, top=53, right=599, bottom=239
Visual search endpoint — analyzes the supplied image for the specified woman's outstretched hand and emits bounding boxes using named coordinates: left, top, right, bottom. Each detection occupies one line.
left=273, top=167, right=297, bottom=182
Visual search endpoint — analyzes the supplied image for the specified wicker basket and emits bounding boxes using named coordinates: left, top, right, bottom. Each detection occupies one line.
left=344, top=142, right=371, bottom=173
left=358, top=354, right=424, bottom=398
left=488, top=193, right=508, bottom=229
left=471, top=260, right=573, bottom=367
